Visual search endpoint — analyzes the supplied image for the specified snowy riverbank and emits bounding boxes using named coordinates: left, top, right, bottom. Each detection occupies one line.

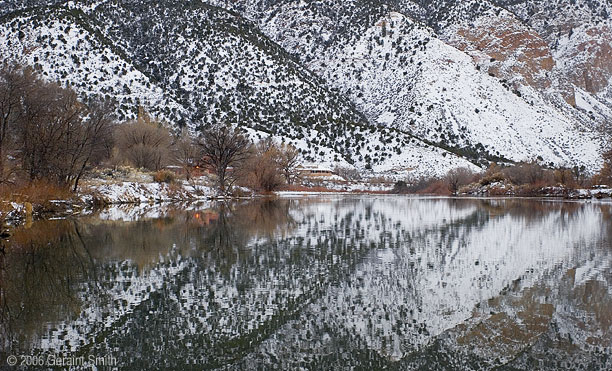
left=2, top=177, right=611, bottom=226
left=459, top=181, right=612, bottom=199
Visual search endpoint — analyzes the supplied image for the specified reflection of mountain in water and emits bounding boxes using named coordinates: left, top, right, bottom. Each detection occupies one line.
left=0, top=198, right=610, bottom=369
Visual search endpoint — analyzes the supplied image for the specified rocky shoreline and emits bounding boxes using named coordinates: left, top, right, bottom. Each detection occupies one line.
left=2, top=180, right=611, bottom=227
left=458, top=181, right=612, bottom=200
left=0, top=178, right=214, bottom=225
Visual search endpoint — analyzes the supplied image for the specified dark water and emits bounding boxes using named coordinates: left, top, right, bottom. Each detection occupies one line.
left=1, top=197, right=611, bottom=370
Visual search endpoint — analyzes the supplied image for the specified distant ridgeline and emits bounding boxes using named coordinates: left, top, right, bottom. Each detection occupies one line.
left=0, top=0, right=610, bottom=174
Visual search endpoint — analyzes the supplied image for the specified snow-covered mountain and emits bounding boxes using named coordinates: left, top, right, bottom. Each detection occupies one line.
left=0, top=0, right=610, bottom=174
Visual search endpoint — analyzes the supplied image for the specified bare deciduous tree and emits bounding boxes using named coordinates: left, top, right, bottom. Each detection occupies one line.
left=197, top=124, right=251, bottom=195
left=445, top=167, right=475, bottom=195
left=172, top=131, right=200, bottom=180
left=553, top=168, right=576, bottom=187
left=113, top=115, right=173, bottom=171
left=593, top=148, right=612, bottom=186
left=68, top=98, right=115, bottom=191
left=593, top=164, right=612, bottom=186
left=13, top=74, right=114, bottom=190
left=503, top=161, right=546, bottom=185
left=278, top=143, right=300, bottom=185
left=245, top=139, right=284, bottom=193
left=0, top=64, right=37, bottom=182
left=572, top=165, right=589, bottom=186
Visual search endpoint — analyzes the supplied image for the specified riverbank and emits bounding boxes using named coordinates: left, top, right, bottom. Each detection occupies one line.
left=0, top=167, right=218, bottom=224
left=457, top=181, right=612, bottom=200
left=2, top=176, right=611, bottom=226
left=0, top=182, right=387, bottom=224
left=0, top=182, right=213, bottom=225
left=282, top=178, right=612, bottom=200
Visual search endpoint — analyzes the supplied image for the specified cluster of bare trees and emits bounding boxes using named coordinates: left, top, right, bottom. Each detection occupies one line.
left=244, top=139, right=300, bottom=193
left=480, top=161, right=597, bottom=188
left=196, top=125, right=300, bottom=195
left=398, top=157, right=612, bottom=196
left=196, top=124, right=251, bottom=195
left=108, top=120, right=303, bottom=195
left=0, top=63, right=113, bottom=190
left=0, top=63, right=303, bottom=197
left=111, top=111, right=173, bottom=171
left=110, top=118, right=302, bottom=195
left=445, top=167, right=476, bottom=195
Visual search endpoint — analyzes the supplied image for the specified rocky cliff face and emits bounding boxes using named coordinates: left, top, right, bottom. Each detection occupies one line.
left=558, top=25, right=612, bottom=96
left=494, top=0, right=612, bottom=103
left=445, top=11, right=555, bottom=93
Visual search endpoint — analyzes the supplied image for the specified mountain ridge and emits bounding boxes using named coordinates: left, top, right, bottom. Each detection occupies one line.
left=0, top=0, right=609, bottom=175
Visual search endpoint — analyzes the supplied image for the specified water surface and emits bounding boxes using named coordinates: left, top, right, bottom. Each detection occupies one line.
left=1, top=197, right=611, bottom=369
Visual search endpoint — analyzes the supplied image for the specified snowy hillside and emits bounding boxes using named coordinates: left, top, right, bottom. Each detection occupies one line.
left=0, top=0, right=610, bottom=174
left=311, top=12, right=603, bottom=169
left=0, top=7, right=188, bottom=123
left=0, top=0, right=481, bottom=176
left=209, top=0, right=608, bottom=170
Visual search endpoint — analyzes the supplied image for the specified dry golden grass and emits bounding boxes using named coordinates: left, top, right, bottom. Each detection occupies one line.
left=417, top=179, right=452, bottom=196
left=0, top=180, right=73, bottom=205
left=153, top=169, right=177, bottom=184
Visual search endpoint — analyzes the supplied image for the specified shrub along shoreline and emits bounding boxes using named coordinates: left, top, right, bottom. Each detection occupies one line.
left=392, top=157, right=612, bottom=200
left=2, top=169, right=611, bottom=227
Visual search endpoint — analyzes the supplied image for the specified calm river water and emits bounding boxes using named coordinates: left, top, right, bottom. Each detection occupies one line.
left=1, top=196, right=611, bottom=370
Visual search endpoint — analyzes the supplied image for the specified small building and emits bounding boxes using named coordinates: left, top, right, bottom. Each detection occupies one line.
left=297, top=164, right=335, bottom=178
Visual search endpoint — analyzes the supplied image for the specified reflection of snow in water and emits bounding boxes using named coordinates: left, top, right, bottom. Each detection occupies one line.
left=9, top=198, right=611, bottom=368
left=249, top=199, right=611, bottom=365
left=95, top=201, right=213, bottom=221
left=301, top=202, right=607, bottom=360
left=39, top=258, right=189, bottom=351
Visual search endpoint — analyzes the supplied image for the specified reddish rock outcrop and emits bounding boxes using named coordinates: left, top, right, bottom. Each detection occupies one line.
left=449, top=14, right=555, bottom=92
left=560, top=25, right=612, bottom=96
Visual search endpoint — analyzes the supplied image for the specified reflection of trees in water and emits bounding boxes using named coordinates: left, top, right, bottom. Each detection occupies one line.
left=1, top=198, right=399, bottom=368
left=478, top=198, right=584, bottom=223
left=0, top=214, right=198, bottom=356
left=0, top=198, right=610, bottom=370
left=84, top=199, right=611, bottom=369
left=0, top=220, right=95, bottom=354
left=602, top=204, right=612, bottom=246
left=166, top=198, right=487, bottom=368
left=80, top=217, right=184, bottom=270
left=227, top=199, right=612, bottom=369
left=386, top=201, right=612, bottom=370
left=99, top=199, right=394, bottom=369
left=428, top=200, right=589, bottom=269
left=0, top=199, right=302, bottom=363
left=197, top=199, right=298, bottom=276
